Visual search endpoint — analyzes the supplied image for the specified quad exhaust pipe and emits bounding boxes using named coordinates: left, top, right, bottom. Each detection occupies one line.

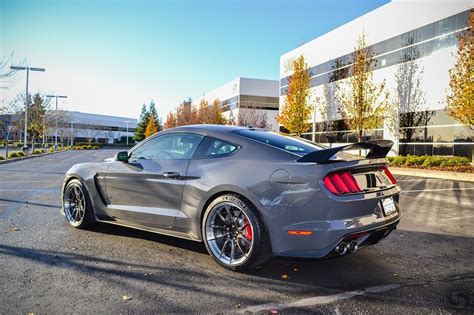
left=335, top=241, right=359, bottom=256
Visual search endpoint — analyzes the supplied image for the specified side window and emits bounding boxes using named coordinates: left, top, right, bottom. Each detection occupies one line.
left=195, top=137, right=239, bottom=158
left=130, top=133, right=203, bottom=160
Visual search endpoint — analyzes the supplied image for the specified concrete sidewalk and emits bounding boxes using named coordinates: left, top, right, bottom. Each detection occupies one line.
left=391, top=167, right=474, bottom=182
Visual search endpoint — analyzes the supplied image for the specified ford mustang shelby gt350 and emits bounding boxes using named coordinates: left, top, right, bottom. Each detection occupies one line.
left=62, top=125, right=401, bottom=270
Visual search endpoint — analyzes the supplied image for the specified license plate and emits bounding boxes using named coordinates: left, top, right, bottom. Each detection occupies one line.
left=381, top=197, right=397, bottom=216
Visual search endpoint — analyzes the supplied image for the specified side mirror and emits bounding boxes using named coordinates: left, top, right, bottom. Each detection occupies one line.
left=115, top=151, right=129, bottom=162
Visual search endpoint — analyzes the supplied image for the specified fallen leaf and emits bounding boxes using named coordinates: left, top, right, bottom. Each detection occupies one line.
left=235, top=303, right=241, bottom=308
left=122, top=294, right=132, bottom=300
left=12, top=227, right=19, bottom=232
left=281, top=274, right=288, bottom=279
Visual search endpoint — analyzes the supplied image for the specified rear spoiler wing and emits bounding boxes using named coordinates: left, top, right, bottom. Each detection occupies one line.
left=297, top=140, right=394, bottom=163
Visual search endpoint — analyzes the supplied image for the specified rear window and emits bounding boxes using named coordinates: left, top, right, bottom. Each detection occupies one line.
left=232, top=129, right=324, bottom=154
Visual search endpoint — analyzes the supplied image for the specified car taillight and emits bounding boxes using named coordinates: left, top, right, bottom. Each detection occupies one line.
left=323, top=171, right=362, bottom=195
left=382, top=167, right=397, bottom=184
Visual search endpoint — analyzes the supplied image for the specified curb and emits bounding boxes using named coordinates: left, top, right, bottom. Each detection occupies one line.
left=390, top=167, right=474, bottom=183
left=0, top=150, right=66, bottom=165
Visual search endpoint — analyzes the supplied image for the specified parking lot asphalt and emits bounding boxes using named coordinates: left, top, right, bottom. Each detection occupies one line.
left=0, top=150, right=473, bottom=314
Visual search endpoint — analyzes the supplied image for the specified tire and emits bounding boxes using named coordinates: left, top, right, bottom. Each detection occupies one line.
left=202, top=194, right=271, bottom=271
left=63, top=179, right=94, bottom=229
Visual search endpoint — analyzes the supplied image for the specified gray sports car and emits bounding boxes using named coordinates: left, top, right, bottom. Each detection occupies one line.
left=62, top=125, right=401, bottom=270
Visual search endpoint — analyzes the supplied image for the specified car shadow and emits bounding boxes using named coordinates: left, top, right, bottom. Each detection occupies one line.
left=90, top=222, right=209, bottom=255
left=85, top=221, right=473, bottom=292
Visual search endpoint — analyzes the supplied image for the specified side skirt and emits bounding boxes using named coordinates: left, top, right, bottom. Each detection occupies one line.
left=95, top=217, right=202, bottom=242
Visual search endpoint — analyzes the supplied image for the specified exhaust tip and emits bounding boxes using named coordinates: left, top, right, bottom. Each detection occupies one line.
left=348, top=241, right=358, bottom=253
left=335, top=242, right=348, bottom=256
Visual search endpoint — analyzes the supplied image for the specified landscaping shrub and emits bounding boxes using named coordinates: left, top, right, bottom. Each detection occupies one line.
left=33, top=149, right=45, bottom=154
left=389, top=155, right=407, bottom=167
left=439, top=156, right=470, bottom=167
left=0, top=156, right=5, bottom=160
left=404, top=155, right=427, bottom=166
left=9, top=152, right=19, bottom=158
left=17, top=151, right=25, bottom=157
left=422, top=156, right=445, bottom=167
left=389, top=155, right=472, bottom=170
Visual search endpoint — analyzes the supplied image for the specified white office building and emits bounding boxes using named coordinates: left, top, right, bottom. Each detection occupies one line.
left=41, top=111, right=137, bottom=145
left=280, top=0, right=473, bottom=158
left=192, top=77, right=280, bottom=131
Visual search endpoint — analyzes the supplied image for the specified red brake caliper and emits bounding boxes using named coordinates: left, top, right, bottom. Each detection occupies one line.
left=244, top=218, right=252, bottom=240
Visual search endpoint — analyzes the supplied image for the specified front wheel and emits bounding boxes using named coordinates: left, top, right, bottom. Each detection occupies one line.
left=202, top=194, right=271, bottom=270
left=63, top=179, right=93, bottom=229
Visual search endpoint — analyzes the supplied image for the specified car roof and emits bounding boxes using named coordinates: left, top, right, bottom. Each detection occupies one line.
left=166, top=124, right=262, bottom=134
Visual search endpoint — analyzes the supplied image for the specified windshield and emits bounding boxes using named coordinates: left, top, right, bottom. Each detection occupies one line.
left=232, top=129, right=325, bottom=155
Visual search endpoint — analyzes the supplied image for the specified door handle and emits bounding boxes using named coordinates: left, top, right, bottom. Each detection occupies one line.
left=162, top=172, right=181, bottom=179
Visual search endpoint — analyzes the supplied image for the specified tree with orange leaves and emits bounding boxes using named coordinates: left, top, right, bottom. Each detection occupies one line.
left=446, top=11, right=473, bottom=129
left=278, top=55, right=312, bottom=135
left=165, top=112, right=177, bottom=129
left=144, top=115, right=158, bottom=138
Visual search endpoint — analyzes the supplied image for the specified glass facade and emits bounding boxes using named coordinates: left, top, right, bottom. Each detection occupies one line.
left=219, top=95, right=279, bottom=112
left=280, top=10, right=470, bottom=93
left=398, top=110, right=473, bottom=158
left=297, top=110, right=473, bottom=159
left=280, top=9, right=472, bottom=159
left=73, top=123, right=136, bottom=133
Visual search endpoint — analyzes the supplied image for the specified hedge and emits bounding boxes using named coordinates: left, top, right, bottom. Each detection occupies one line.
left=387, top=155, right=471, bottom=168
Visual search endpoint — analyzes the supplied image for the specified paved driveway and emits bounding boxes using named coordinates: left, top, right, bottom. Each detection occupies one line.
left=0, top=150, right=473, bottom=313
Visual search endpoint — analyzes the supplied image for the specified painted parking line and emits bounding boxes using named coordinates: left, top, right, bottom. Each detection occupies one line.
left=0, top=189, right=61, bottom=192
left=0, top=180, right=54, bottom=183
left=239, top=283, right=401, bottom=313
left=400, top=187, right=474, bottom=193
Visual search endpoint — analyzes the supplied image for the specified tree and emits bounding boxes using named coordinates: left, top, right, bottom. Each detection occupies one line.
left=210, top=99, right=226, bottom=124
left=0, top=53, right=19, bottom=87
left=278, top=55, right=312, bottom=135
left=446, top=11, right=473, bottom=129
left=337, top=33, right=388, bottom=142
left=317, top=58, right=350, bottom=144
left=55, top=110, right=72, bottom=148
left=385, top=41, right=435, bottom=154
left=176, top=101, right=197, bottom=126
left=83, top=121, right=102, bottom=145
left=16, top=93, right=51, bottom=151
left=144, top=115, right=158, bottom=138
left=197, top=99, right=212, bottom=124
left=165, top=112, right=177, bottom=129
left=237, top=106, right=270, bottom=128
left=133, top=104, right=149, bottom=142
left=148, top=100, right=163, bottom=132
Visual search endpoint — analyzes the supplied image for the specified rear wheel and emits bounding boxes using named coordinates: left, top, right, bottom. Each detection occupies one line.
left=202, top=194, right=271, bottom=270
left=63, top=179, right=93, bottom=228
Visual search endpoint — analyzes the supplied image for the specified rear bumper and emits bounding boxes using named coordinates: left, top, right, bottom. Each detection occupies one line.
left=270, top=193, right=401, bottom=259
left=274, top=214, right=400, bottom=259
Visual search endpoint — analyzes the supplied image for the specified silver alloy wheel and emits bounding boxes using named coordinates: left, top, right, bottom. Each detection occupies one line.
left=64, top=184, right=86, bottom=226
left=205, top=202, right=254, bottom=266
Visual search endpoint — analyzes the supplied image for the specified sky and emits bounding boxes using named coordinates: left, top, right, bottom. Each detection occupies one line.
left=0, top=0, right=390, bottom=120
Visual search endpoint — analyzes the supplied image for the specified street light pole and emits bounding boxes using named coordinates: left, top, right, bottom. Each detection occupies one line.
left=123, top=120, right=131, bottom=146
left=46, top=94, right=67, bottom=151
left=10, top=66, right=45, bottom=153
